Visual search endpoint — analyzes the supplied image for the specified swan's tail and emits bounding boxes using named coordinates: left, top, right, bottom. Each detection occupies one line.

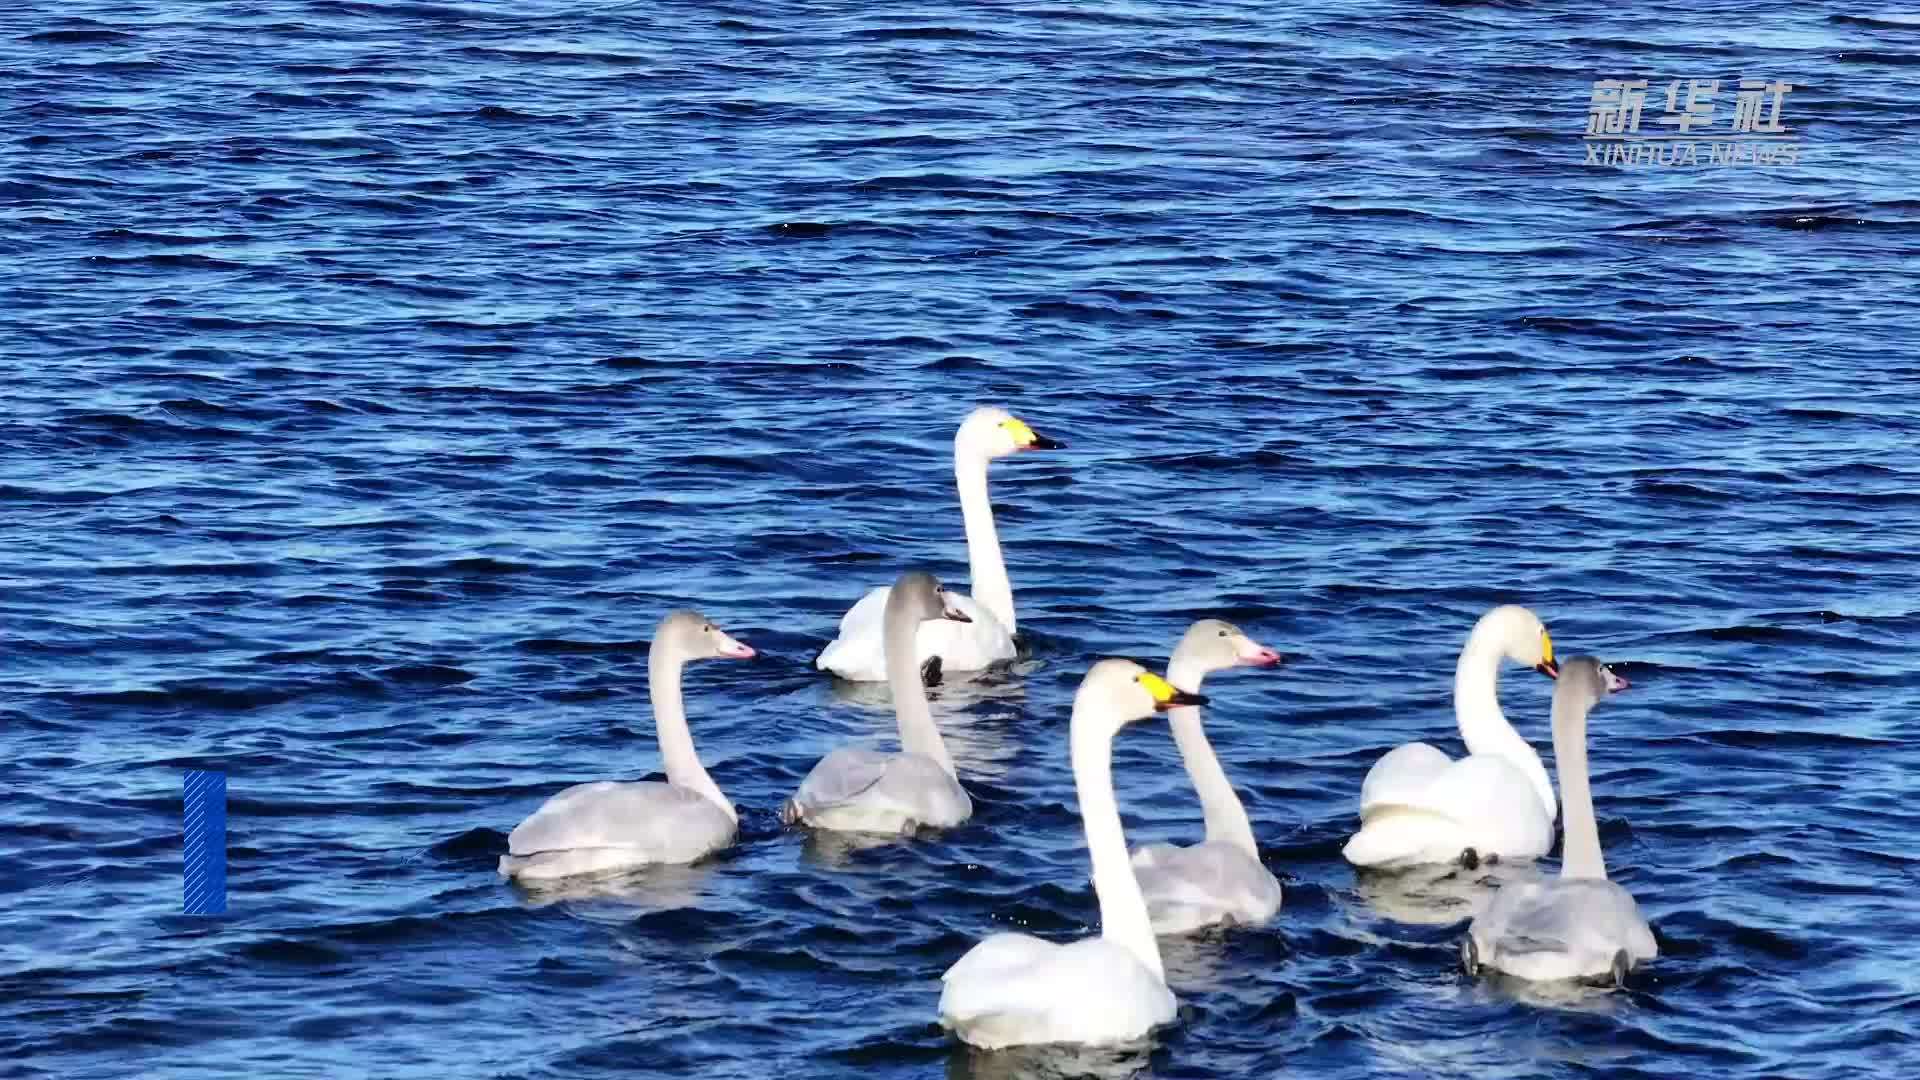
left=1341, top=806, right=1466, bottom=869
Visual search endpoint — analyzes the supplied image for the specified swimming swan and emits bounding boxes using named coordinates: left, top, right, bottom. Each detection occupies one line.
left=1343, top=605, right=1561, bottom=869
left=1464, top=657, right=1656, bottom=984
left=937, top=659, right=1202, bottom=1048
left=498, top=611, right=755, bottom=881
left=815, top=407, right=1063, bottom=684
left=1129, top=620, right=1285, bottom=935
left=783, top=571, right=976, bottom=833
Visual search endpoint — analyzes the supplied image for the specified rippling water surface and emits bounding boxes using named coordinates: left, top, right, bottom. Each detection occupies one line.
left=5, top=1, right=1919, bottom=1077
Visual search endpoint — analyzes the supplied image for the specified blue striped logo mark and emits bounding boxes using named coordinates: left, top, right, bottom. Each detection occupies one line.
left=183, top=770, right=227, bottom=915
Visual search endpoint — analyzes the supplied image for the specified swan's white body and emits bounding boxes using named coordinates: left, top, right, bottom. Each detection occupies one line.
left=1130, top=842, right=1283, bottom=937
left=816, top=587, right=1013, bottom=683
left=785, top=747, right=970, bottom=834
left=939, top=660, right=1188, bottom=1049
left=816, top=407, right=1060, bottom=682
left=499, top=613, right=752, bottom=882
left=501, top=781, right=734, bottom=880
left=1468, top=659, right=1657, bottom=982
left=1129, top=620, right=1285, bottom=935
left=1469, top=877, right=1657, bottom=981
left=1344, top=606, right=1560, bottom=869
left=786, top=573, right=974, bottom=834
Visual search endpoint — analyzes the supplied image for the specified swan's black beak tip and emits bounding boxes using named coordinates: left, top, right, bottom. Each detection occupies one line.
left=1026, top=434, right=1065, bottom=450
left=1157, top=689, right=1208, bottom=710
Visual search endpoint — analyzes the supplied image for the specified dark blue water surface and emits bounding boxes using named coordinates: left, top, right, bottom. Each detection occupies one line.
left=5, top=1, right=1920, bottom=1077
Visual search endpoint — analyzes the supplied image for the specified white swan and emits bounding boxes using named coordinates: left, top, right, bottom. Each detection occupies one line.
left=783, top=571, right=976, bottom=834
left=1464, top=657, right=1657, bottom=984
left=937, top=659, right=1198, bottom=1049
left=498, top=611, right=754, bottom=881
left=1343, top=604, right=1561, bottom=869
left=1128, top=620, right=1286, bottom=935
left=815, top=406, right=1063, bottom=684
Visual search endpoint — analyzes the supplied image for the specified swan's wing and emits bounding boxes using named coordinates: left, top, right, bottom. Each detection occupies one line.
left=1345, top=753, right=1554, bottom=866
left=834, top=585, right=892, bottom=638
left=815, top=587, right=893, bottom=677
left=866, top=752, right=972, bottom=826
left=504, top=781, right=731, bottom=867
left=920, top=592, right=1016, bottom=671
left=787, top=748, right=971, bottom=830
left=939, top=936, right=1174, bottom=1047
left=1411, top=754, right=1552, bottom=829
left=941, top=932, right=1058, bottom=987
left=1131, top=842, right=1282, bottom=926
left=788, top=747, right=894, bottom=811
left=1359, top=742, right=1454, bottom=818
left=815, top=587, right=1015, bottom=680
left=938, top=933, right=1064, bottom=1041
left=1472, top=878, right=1657, bottom=976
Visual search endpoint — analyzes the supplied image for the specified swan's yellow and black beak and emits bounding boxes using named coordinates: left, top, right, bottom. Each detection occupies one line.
left=1534, top=630, right=1559, bottom=679
left=1004, top=416, right=1065, bottom=451
left=1141, top=670, right=1208, bottom=711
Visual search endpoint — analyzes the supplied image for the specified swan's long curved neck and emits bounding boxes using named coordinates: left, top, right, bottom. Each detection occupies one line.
left=1454, top=636, right=1557, bottom=821
left=886, top=605, right=955, bottom=778
left=1165, top=657, right=1258, bottom=858
left=1552, top=695, right=1606, bottom=880
left=648, top=643, right=736, bottom=823
left=1071, top=702, right=1163, bottom=983
left=954, top=451, right=1015, bottom=633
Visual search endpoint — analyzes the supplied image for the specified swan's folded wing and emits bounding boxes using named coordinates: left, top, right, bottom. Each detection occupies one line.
left=939, top=934, right=1087, bottom=1038
left=941, top=935, right=1177, bottom=1048
left=815, top=587, right=893, bottom=674
left=834, top=586, right=892, bottom=638
left=1131, top=842, right=1280, bottom=917
left=941, top=932, right=1056, bottom=987
left=868, top=752, right=972, bottom=824
left=1414, top=754, right=1552, bottom=827
left=507, top=780, right=725, bottom=858
left=818, top=588, right=1016, bottom=678
left=789, top=747, right=894, bottom=811
left=1358, top=742, right=1454, bottom=818
left=1476, top=878, right=1655, bottom=969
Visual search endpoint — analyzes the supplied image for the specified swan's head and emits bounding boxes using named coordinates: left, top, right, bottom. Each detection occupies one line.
left=955, top=406, right=1065, bottom=461
left=1475, top=604, right=1559, bottom=679
left=655, top=610, right=756, bottom=661
left=1074, top=658, right=1209, bottom=736
left=889, top=570, right=973, bottom=624
left=1554, top=656, right=1629, bottom=708
left=1172, top=619, right=1284, bottom=682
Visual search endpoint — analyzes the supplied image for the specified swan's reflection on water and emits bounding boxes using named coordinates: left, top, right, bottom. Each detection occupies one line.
left=506, top=861, right=720, bottom=921
left=1145, top=925, right=1251, bottom=995
left=823, top=659, right=1038, bottom=781
left=795, top=825, right=919, bottom=868
left=1351, top=858, right=1546, bottom=926
left=1465, top=969, right=1637, bottom=1014
left=945, top=1039, right=1159, bottom=1080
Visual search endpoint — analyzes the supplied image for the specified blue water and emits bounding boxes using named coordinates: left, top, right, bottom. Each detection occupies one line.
left=5, top=1, right=1919, bottom=1077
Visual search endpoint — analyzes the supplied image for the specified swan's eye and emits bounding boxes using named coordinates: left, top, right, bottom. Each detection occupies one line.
left=703, top=623, right=712, bottom=633
left=1218, top=629, right=1228, bottom=637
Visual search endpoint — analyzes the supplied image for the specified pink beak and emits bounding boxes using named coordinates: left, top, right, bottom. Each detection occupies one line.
left=719, top=637, right=756, bottom=660
left=1239, top=641, right=1283, bottom=667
